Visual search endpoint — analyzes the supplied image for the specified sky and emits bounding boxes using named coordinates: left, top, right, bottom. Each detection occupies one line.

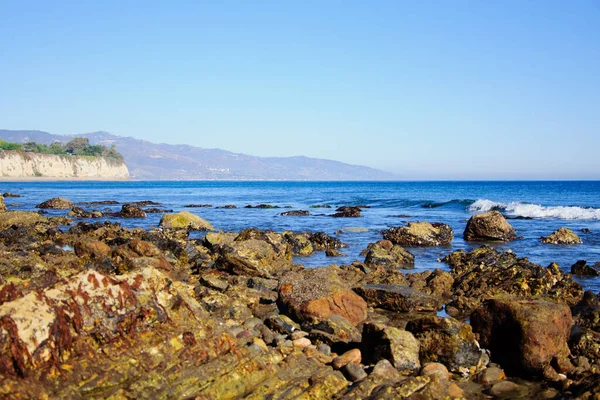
left=0, top=1, right=599, bottom=179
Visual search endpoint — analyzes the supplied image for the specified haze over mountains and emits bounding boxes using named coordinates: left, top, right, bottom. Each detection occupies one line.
left=0, top=130, right=397, bottom=180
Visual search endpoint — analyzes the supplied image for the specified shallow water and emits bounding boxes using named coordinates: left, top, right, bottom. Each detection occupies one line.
left=2, top=180, right=600, bottom=291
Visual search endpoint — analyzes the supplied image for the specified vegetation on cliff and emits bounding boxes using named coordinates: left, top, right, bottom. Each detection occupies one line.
left=0, top=137, right=124, bottom=161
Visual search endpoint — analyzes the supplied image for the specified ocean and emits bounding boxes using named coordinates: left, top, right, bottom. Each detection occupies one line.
left=2, top=180, right=600, bottom=292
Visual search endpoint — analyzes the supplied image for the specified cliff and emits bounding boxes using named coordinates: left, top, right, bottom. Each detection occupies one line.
left=0, top=150, right=130, bottom=180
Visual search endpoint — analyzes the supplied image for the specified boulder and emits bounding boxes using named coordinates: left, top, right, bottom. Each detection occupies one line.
left=571, top=260, right=600, bottom=276
left=302, top=314, right=362, bottom=347
left=282, top=232, right=314, bottom=256
left=362, top=322, right=420, bottom=372
left=354, top=284, right=442, bottom=312
left=278, top=266, right=367, bottom=326
left=68, top=206, right=102, bottom=219
left=325, top=248, right=345, bottom=257
left=470, top=298, right=573, bottom=378
left=280, top=210, right=310, bottom=216
left=159, top=211, right=213, bottom=230
left=382, top=222, right=453, bottom=247
left=463, top=211, right=516, bottom=241
left=406, top=315, right=485, bottom=374
left=35, top=197, right=73, bottom=209
left=542, top=227, right=582, bottom=244
left=119, top=204, right=147, bottom=218
left=331, top=206, right=362, bottom=218
left=308, top=232, right=347, bottom=250
left=217, top=230, right=292, bottom=278
left=0, top=211, right=46, bottom=228
left=363, top=240, right=414, bottom=269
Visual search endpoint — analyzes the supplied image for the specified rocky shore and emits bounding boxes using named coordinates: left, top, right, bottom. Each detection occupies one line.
left=1, top=197, right=600, bottom=399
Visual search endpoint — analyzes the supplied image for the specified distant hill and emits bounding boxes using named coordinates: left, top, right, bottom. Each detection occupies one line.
left=0, top=130, right=398, bottom=180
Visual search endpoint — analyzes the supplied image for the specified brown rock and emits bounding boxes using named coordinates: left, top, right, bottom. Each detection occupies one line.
left=0, top=196, right=6, bottom=212
left=471, top=298, right=573, bottom=378
left=354, top=284, right=442, bottom=312
left=362, top=323, right=420, bottom=372
left=463, top=210, right=516, bottom=241
left=332, top=348, right=362, bottom=369
left=36, top=197, right=73, bottom=209
left=542, top=227, right=582, bottom=245
left=420, top=362, right=449, bottom=382
left=382, top=222, right=454, bottom=246
left=74, top=239, right=111, bottom=260
left=278, top=266, right=367, bottom=326
left=120, top=204, right=147, bottom=218
left=363, top=241, right=414, bottom=269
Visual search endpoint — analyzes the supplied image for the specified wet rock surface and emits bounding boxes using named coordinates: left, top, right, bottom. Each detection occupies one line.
left=36, top=197, right=74, bottom=209
left=159, top=211, right=213, bottom=230
left=383, top=221, right=454, bottom=246
left=0, top=197, right=595, bottom=398
left=464, top=210, right=517, bottom=241
left=542, top=227, right=583, bottom=244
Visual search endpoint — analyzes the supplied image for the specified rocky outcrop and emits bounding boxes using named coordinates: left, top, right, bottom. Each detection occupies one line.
left=159, top=211, right=213, bottom=230
left=36, top=197, right=73, bottom=209
left=363, top=240, right=415, bottom=269
left=0, top=150, right=129, bottom=180
left=571, top=260, right=600, bottom=276
left=463, top=211, right=516, bottom=241
left=471, top=298, right=573, bottom=378
left=542, top=227, right=582, bottom=244
left=331, top=206, right=362, bottom=218
left=383, top=222, right=454, bottom=246
left=119, top=204, right=146, bottom=218
left=0, top=196, right=5, bottom=212
left=354, top=284, right=442, bottom=312
left=362, top=323, right=421, bottom=372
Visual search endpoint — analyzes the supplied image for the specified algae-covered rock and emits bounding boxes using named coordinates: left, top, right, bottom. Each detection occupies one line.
left=119, top=204, right=147, bottom=218
left=36, top=197, right=73, bottom=209
left=571, top=260, right=600, bottom=276
left=406, top=315, right=485, bottom=374
left=464, top=210, right=516, bottom=242
left=278, top=266, right=367, bottom=326
left=282, top=231, right=314, bottom=256
left=0, top=211, right=46, bottom=228
left=471, top=298, right=573, bottom=378
left=0, top=196, right=6, bottom=212
left=362, top=322, right=420, bottom=372
left=383, top=222, right=454, bottom=247
left=159, top=211, right=213, bottom=230
left=331, top=206, right=362, bottom=218
left=354, top=284, right=442, bottom=312
left=542, top=227, right=582, bottom=244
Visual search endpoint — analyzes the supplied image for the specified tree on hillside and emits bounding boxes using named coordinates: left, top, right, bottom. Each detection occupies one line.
left=64, top=137, right=90, bottom=155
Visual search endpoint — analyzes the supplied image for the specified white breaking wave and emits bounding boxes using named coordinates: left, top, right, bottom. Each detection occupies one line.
left=469, top=199, right=600, bottom=220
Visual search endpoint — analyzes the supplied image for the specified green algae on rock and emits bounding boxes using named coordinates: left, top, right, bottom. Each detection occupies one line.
left=159, top=211, right=213, bottom=230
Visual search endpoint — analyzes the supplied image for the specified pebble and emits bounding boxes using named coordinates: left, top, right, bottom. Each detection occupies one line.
left=243, top=317, right=263, bottom=330
left=342, top=363, right=368, bottom=382
left=479, top=366, right=505, bottom=384
left=292, top=338, right=311, bottom=348
left=290, top=330, right=309, bottom=340
left=489, top=381, right=529, bottom=398
left=317, top=343, right=331, bottom=356
left=420, top=362, right=449, bottom=382
left=371, top=359, right=401, bottom=381
left=332, top=348, right=362, bottom=370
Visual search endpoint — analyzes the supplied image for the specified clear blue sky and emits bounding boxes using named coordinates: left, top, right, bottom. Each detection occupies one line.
left=1, top=1, right=598, bottom=179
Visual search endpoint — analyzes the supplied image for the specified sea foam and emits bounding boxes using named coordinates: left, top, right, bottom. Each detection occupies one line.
left=469, top=199, right=600, bottom=220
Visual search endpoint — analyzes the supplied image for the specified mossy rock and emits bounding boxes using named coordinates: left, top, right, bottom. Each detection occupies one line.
left=0, top=211, right=46, bottom=228
left=159, top=211, right=213, bottom=230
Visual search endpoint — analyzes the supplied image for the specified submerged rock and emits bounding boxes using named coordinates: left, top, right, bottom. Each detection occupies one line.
left=68, top=206, right=103, bottom=219
left=331, top=206, right=362, bottom=218
left=280, top=210, right=310, bottom=216
left=119, top=204, right=147, bottom=218
left=159, top=211, right=213, bottom=230
left=463, top=211, right=516, bottom=241
left=542, top=227, right=582, bottom=244
left=278, top=266, right=367, bottom=326
left=383, top=222, right=454, bottom=246
left=571, top=260, right=600, bottom=276
left=36, top=197, right=73, bottom=210
left=471, top=298, right=573, bottom=378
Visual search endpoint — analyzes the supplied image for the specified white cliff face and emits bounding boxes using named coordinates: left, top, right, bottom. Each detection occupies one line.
left=0, top=151, right=130, bottom=179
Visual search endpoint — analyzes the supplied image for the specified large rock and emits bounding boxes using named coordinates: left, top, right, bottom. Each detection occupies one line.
left=363, top=240, right=414, bottom=269
left=278, top=266, right=367, bottom=326
left=217, top=230, right=292, bottom=278
left=406, top=316, right=485, bottom=374
left=354, top=284, right=442, bottom=312
left=119, top=204, right=147, bottom=218
left=35, top=197, right=73, bottom=209
left=571, top=260, right=600, bottom=276
left=331, top=206, right=362, bottom=218
left=0, top=211, right=46, bottom=228
left=383, top=222, right=453, bottom=247
left=159, top=211, right=213, bottom=230
left=463, top=211, right=516, bottom=242
left=282, top=232, right=314, bottom=256
left=471, top=298, right=573, bottom=378
left=542, top=227, right=582, bottom=244
left=362, top=322, right=420, bottom=372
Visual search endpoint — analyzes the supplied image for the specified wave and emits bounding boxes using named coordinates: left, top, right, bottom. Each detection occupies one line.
left=421, top=199, right=474, bottom=209
left=469, top=199, right=600, bottom=220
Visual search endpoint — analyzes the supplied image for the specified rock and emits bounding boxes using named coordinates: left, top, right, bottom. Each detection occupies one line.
left=420, top=362, right=449, bottom=382
left=371, top=359, right=402, bottom=380
left=0, top=211, right=46, bottom=228
left=363, top=241, right=414, bottom=269
left=542, top=227, right=582, bottom=244
left=342, top=363, right=367, bottom=382
left=303, top=314, right=362, bottom=346
left=332, top=349, right=362, bottom=369
left=280, top=210, right=310, bottom=216
left=489, top=381, right=529, bottom=398
left=471, top=298, right=573, bottom=378
left=405, top=315, right=485, bottom=373
left=362, top=323, right=420, bottom=372
left=571, top=260, right=600, bottom=276
left=317, top=343, right=332, bottom=355
left=331, top=206, right=362, bottom=218
left=463, top=210, right=516, bottom=241
left=282, top=232, right=314, bottom=256
left=353, top=284, right=442, bottom=312
left=216, top=204, right=237, bottom=209
left=2, top=192, right=19, bottom=198
left=442, top=246, right=583, bottom=318
left=325, top=248, right=345, bottom=257
left=308, top=232, right=347, bottom=250
left=217, top=231, right=292, bottom=278
left=119, top=204, right=147, bottom=218
left=245, top=204, right=278, bottom=209
left=478, top=366, right=506, bottom=384
left=264, top=314, right=300, bottom=334
left=35, top=197, right=73, bottom=209
left=292, top=337, right=312, bottom=348
left=68, top=206, right=102, bottom=218
left=200, top=274, right=230, bottom=292
left=337, top=227, right=369, bottom=233
left=74, top=239, right=111, bottom=260
left=278, top=266, right=367, bottom=326
left=159, top=211, right=213, bottom=230
left=382, top=222, right=453, bottom=246
left=0, top=197, right=6, bottom=212
left=184, top=204, right=212, bottom=208
left=202, top=231, right=237, bottom=250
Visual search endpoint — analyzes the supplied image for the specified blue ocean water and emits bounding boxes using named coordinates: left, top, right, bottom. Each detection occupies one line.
left=2, top=180, right=600, bottom=292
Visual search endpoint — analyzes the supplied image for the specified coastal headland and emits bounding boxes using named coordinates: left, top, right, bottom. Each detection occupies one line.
left=0, top=194, right=599, bottom=399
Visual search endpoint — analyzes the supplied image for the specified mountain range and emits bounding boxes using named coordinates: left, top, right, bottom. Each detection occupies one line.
left=0, top=130, right=397, bottom=180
